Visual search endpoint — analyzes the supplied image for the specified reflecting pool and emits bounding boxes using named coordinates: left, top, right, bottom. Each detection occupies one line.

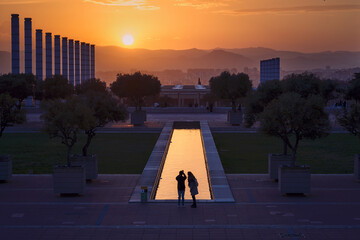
left=155, top=129, right=212, bottom=200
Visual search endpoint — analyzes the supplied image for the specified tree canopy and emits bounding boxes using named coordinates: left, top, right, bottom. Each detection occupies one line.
left=244, top=79, right=282, bottom=128
left=282, top=72, right=338, bottom=102
left=0, top=94, right=26, bottom=138
left=110, top=72, right=161, bottom=111
left=41, top=96, right=95, bottom=166
left=0, top=73, right=36, bottom=108
left=209, top=71, right=252, bottom=112
left=78, top=91, right=128, bottom=156
left=75, top=78, right=107, bottom=95
left=345, top=73, right=360, bottom=101
left=338, top=73, right=360, bottom=140
left=259, top=92, right=330, bottom=166
left=40, top=75, right=74, bottom=100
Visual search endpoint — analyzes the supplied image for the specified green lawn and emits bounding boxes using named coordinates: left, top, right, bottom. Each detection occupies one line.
left=212, top=133, right=360, bottom=174
left=1, top=132, right=359, bottom=174
left=0, top=133, right=159, bottom=174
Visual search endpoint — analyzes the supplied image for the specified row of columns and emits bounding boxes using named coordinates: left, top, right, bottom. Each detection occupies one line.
left=11, top=14, right=95, bottom=86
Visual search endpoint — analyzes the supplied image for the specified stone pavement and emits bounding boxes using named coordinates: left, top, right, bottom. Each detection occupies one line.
left=1, top=174, right=359, bottom=239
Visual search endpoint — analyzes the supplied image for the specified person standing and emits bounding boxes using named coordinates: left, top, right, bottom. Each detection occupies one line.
left=176, top=170, right=187, bottom=207
left=188, top=171, right=198, bottom=208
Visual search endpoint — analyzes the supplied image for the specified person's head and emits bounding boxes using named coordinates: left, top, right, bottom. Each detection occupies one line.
left=179, top=170, right=184, bottom=175
left=188, top=171, right=194, bottom=178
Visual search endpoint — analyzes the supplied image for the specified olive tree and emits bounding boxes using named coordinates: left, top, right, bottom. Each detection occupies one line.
left=0, top=94, right=26, bottom=137
left=110, top=72, right=161, bottom=111
left=338, top=73, right=360, bottom=140
left=0, top=73, right=36, bottom=109
left=78, top=91, right=128, bottom=156
left=259, top=93, right=330, bottom=166
left=75, top=78, right=107, bottom=95
left=41, top=96, right=95, bottom=167
left=40, top=75, right=74, bottom=100
left=209, top=71, right=252, bottom=112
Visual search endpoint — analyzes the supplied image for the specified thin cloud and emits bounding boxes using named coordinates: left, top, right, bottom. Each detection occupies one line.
left=174, top=0, right=229, bottom=9
left=215, top=4, right=360, bottom=16
left=0, top=0, right=45, bottom=4
left=84, top=0, right=159, bottom=10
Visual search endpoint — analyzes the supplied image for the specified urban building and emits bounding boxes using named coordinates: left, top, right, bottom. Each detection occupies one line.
left=260, top=57, right=280, bottom=84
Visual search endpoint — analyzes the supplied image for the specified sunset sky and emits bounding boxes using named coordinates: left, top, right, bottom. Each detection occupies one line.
left=0, top=0, right=359, bottom=52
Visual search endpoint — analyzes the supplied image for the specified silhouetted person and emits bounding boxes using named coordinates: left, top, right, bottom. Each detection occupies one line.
left=176, top=170, right=187, bottom=207
left=188, top=171, right=198, bottom=208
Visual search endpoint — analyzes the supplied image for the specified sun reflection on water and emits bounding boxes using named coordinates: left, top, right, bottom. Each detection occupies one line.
left=155, top=129, right=211, bottom=200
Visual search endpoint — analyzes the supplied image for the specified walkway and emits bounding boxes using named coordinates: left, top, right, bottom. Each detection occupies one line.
left=0, top=174, right=359, bottom=239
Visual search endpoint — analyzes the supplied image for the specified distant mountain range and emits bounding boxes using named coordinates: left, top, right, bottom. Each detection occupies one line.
left=0, top=47, right=359, bottom=75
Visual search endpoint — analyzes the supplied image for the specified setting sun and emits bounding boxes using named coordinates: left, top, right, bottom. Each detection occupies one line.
left=122, top=34, right=134, bottom=46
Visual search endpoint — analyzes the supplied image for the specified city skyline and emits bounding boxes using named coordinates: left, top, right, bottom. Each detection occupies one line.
left=0, top=0, right=359, bottom=52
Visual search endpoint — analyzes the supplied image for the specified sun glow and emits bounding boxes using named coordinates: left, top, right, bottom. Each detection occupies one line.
left=122, top=34, right=134, bottom=46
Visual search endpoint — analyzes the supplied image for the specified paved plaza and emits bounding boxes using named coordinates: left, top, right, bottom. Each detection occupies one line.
left=2, top=112, right=357, bottom=239
left=1, top=174, right=359, bottom=240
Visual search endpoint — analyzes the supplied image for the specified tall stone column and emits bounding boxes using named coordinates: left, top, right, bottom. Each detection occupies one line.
left=80, top=42, right=85, bottom=83
left=85, top=43, right=90, bottom=81
left=62, top=37, right=68, bottom=80
left=90, top=44, right=95, bottom=79
left=11, top=14, right=20, bottom=74
left=36, top=29, right=43, bottom=81
left=68, top=39, right=74, bottom=86
left=45, top=32, right=52, bottom=78
left=54, top=35, right=61, bottom=75
left=75, top=41, right=80, bottom=86
left=24, top=18, right=32, bottom=74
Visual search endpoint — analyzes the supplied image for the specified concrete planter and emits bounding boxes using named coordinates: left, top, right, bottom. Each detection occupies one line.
left=268, top=154, right=292, bottom=180
left=0, top=155, right=12, bottom=181
left=71, top=155, right=98, bottom=180
left=53, top=165, right=86, bottom=195
left=227, top=111, right=243, bottom=126
left=131, top=110, right=146, bottom=126
left=355, top=154, right=360, bottom=181
left=279, top=165, right=311, bottom=195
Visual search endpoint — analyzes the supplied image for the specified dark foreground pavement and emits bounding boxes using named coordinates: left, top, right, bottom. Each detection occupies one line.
left=0, top=174, right=359, bottom=240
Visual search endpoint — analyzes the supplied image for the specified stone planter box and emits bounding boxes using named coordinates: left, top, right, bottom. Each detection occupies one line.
left=53, top=165, right=86, bottom=195
left=355, top=154, right=360, bottom=181
left=227, top=111, right=242, bottom=126
left=278, top=165, right=311, bottom=195
left=268, top=154, right=292, bottom=180
left=71, top=155, right=98, bottom=180
left=0, top=155, right=12, bottom=181
left=131, top=110, right=146, bottom=126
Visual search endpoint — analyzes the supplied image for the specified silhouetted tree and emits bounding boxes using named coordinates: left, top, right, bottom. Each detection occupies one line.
left=338, top=104, right=360, bottom=139
left=41, top=96, right=94, bottom=166
left=40, top=75, right=74, bottom=100
left=244, top=79, right=282, bottom=128
left=75, top=78, right=107, bottom=95
left=78, top=92, right=128, bottom=156
left=110, top=72, right=161, bottom=111
left=0, top=94, right=26, bottom=137
left=345, top=73, right=360, bottom=102
left=259, top=93, right=330, bottom=166
left=282, top=72, right=338, bottom=103
left=0, top=73, right=36, bottom=109
left=209, top=71, right=252, bottom=112
left=338, top=73, right=360, bottom=140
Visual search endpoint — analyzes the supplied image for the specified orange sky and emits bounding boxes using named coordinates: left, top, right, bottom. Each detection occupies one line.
left=0, top=0, right=359, bottom=52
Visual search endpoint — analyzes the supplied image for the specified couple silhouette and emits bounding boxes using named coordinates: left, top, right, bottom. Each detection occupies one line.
left=176, top=170, right=198, bottom=208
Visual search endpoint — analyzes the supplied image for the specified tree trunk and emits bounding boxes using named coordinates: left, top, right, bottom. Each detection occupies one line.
left=231, top=100, right=236, bottom=112
left=67, top=145, right=72, bottom=167
left=82, top=131, right=95, bottom=157
left=283, top=141, right=288, bottom=155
